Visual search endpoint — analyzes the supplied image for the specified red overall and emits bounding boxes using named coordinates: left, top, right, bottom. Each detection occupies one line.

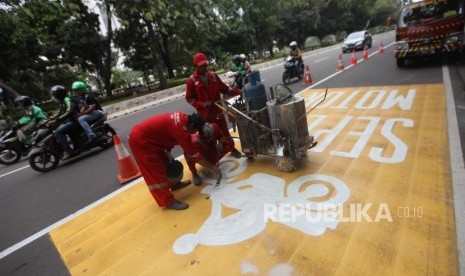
left=186, top=123, right=234, bottom=174
left=185, top=70, right=241, bottom=153
left=128, top=112, right=202, bottom=207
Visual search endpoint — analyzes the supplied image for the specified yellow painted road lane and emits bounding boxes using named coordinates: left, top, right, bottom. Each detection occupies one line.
left=50, top=84, right=458, bottom=275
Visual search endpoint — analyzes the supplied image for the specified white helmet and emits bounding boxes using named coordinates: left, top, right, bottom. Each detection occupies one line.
left=239, top=54, right=246, bottom=59
left=290, top=41, right=297, bottom=47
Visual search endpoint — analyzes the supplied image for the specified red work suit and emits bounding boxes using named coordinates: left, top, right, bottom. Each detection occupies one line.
left=186, top=123, right=234, bottom=174
left=185, top=70, right=241, bottom=152
left=128, top=112, right=202, bottom=207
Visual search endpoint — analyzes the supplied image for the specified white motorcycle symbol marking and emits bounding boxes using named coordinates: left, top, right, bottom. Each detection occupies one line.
left=173, top=158, right=350, bottom=254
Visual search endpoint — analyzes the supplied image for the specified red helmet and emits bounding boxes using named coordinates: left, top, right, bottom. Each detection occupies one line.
left=193, top=52, right=208, bottom=67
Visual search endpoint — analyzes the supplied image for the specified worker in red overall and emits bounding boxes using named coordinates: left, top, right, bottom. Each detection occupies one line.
left=186, top=52, right=242, bottom=158
left=129, top=112, right=220, bottom=210
left=186, top=122, right=234, bottom=185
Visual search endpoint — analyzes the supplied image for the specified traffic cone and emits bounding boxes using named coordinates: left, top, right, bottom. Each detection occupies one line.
left=379, top=41, right=384, bottom=54
left=114, top=135, right=142, bottom=184
left=304, top=65, right=313, bottom=85
left=350, top=50, right=357, bottom=66
left=362, top=46, right=368, bottom=60
left=337, top=54, right=345, bottom=71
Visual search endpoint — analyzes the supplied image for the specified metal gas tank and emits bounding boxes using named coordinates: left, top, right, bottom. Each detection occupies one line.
left=243, top=71, right=267, bottom=111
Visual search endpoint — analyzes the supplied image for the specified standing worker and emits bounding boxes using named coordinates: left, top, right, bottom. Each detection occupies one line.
left=186, top=52, right=242, bottom=158
left=128, top=112, right=220, bottom=210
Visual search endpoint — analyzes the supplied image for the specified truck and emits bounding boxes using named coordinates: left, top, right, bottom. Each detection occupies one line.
left=395, top=0, right=465, bottom=67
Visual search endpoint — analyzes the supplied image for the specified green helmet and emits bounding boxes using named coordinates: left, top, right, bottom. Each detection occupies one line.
left=72, top=81, right=87, bottom=91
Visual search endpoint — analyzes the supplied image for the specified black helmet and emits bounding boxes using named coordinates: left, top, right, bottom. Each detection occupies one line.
left=14, top=95, right=32, bottom=106
left=166, top=160, right=184, bottom=183
left=50, top=85, right=68, bottom=100
left=188, top=113, right=205, bottom=131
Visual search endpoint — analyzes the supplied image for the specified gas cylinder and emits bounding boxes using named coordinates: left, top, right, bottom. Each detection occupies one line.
left=243, top=71, right=266, bottom=110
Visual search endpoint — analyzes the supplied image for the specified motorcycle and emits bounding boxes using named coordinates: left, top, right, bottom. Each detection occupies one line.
left=0, top=124, right=32, bottom=165
left=28, top=114, right=117, bottom=172
left=282, top=56, right=304, bottom=85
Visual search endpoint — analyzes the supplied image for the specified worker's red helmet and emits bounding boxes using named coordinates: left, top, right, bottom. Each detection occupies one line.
left=193, top=52, right=208, bottom=67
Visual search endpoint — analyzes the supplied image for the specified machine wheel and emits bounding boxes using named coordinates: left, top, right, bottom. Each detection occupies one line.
left=396, top=57, right=405, bottom=67
left=99, top=125, right=117, bottom=149
left=0, top=146, right=21, bottom=165
left=275, top=156, right=296, bottom=172
left=298, top=68, right=304, bottom=79
left=29, top=150, right=59, bottom=172
left=282, top=71, right=291, bottom=84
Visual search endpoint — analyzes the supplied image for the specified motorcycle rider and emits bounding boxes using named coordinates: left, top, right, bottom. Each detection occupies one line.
left=186, top=122, right=234, bottom=186
left=186, top=52, right=242, bottom=158
left=240, top=54, right=252, bottom=74
left=14, top=95, right=47, bottom=146
left=289, top=41, right=304, bottom=72
left=230, top=54, right=247, bottom=88
left=48, top=85, right=80, bottom=160
left=72, top=81, right=104, bottom=143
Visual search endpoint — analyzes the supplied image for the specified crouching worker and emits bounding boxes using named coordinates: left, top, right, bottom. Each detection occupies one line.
left=128, top=112, right=220, bottom=211
left=186, top=122, right=234, bottom=186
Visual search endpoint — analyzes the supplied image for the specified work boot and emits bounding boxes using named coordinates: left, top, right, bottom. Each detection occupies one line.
left=193, top=173, right=202, bottom=186
left=171, top=180, right=191, bottom=191
left=230, top=148, right=242, bottom=158
left=165, top=200, right=189, bottom=210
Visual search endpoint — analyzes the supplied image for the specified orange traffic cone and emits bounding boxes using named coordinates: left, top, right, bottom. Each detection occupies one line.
left=337, top=54, right=345, bottom=71
left=379, top=41, right=384, bottom=54
left=114, top=135, right=142, bottom=184
left=362, top=46, right=368, bottom=60
left=304, top=65, right=313, bottom=85
left=350, top=50, right=357, bottom=66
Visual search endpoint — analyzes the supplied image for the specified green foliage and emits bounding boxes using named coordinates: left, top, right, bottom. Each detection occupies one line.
left=304, top=36, right=321, bottom=50
left=321, top=34, right=337, bottom=46
left=336, top=31, right=348, bottom=42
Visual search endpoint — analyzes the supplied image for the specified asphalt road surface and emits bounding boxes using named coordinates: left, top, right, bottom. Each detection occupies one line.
left=1, top=30, right=464, bottom=275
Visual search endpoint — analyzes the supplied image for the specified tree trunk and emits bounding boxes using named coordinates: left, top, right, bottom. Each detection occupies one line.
left=145, top=21, right=168, bottom=89
left=103, top=0, right=113, bottom=98
left=160, top=33, right=174, bottom=78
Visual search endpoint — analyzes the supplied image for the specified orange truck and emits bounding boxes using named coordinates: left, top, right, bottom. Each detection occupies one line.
left=395, top=0, right=465, bottom=67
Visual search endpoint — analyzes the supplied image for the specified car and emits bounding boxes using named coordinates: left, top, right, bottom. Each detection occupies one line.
left=342, top=31, right=372, bottom=53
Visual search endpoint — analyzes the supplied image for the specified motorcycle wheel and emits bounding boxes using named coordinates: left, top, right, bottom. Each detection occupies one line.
left=29, top=149, right=59, bottom=172
left=0, top=146, right=21, bottom=165
left=282, top=71, right=291, bottom=85
left=298, top=67, right=304, bottom=79
left=99, top=125, right=117, bottom=149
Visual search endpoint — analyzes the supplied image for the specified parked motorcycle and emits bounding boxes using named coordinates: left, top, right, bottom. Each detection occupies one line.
left=28, top=114, right=116, bottom=172
left=0, top=124, right=31, bottom=165
left=282, top=56, right=304, bottom=84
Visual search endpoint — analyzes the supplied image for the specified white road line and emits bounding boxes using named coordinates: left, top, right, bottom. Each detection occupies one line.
left=314, top=57, right=329, bottom=63
left=443, top=64, right=465, bottom=276
left=0, top=175, right=142, bottom=260
left=0, top=165, right=30, bottom=178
